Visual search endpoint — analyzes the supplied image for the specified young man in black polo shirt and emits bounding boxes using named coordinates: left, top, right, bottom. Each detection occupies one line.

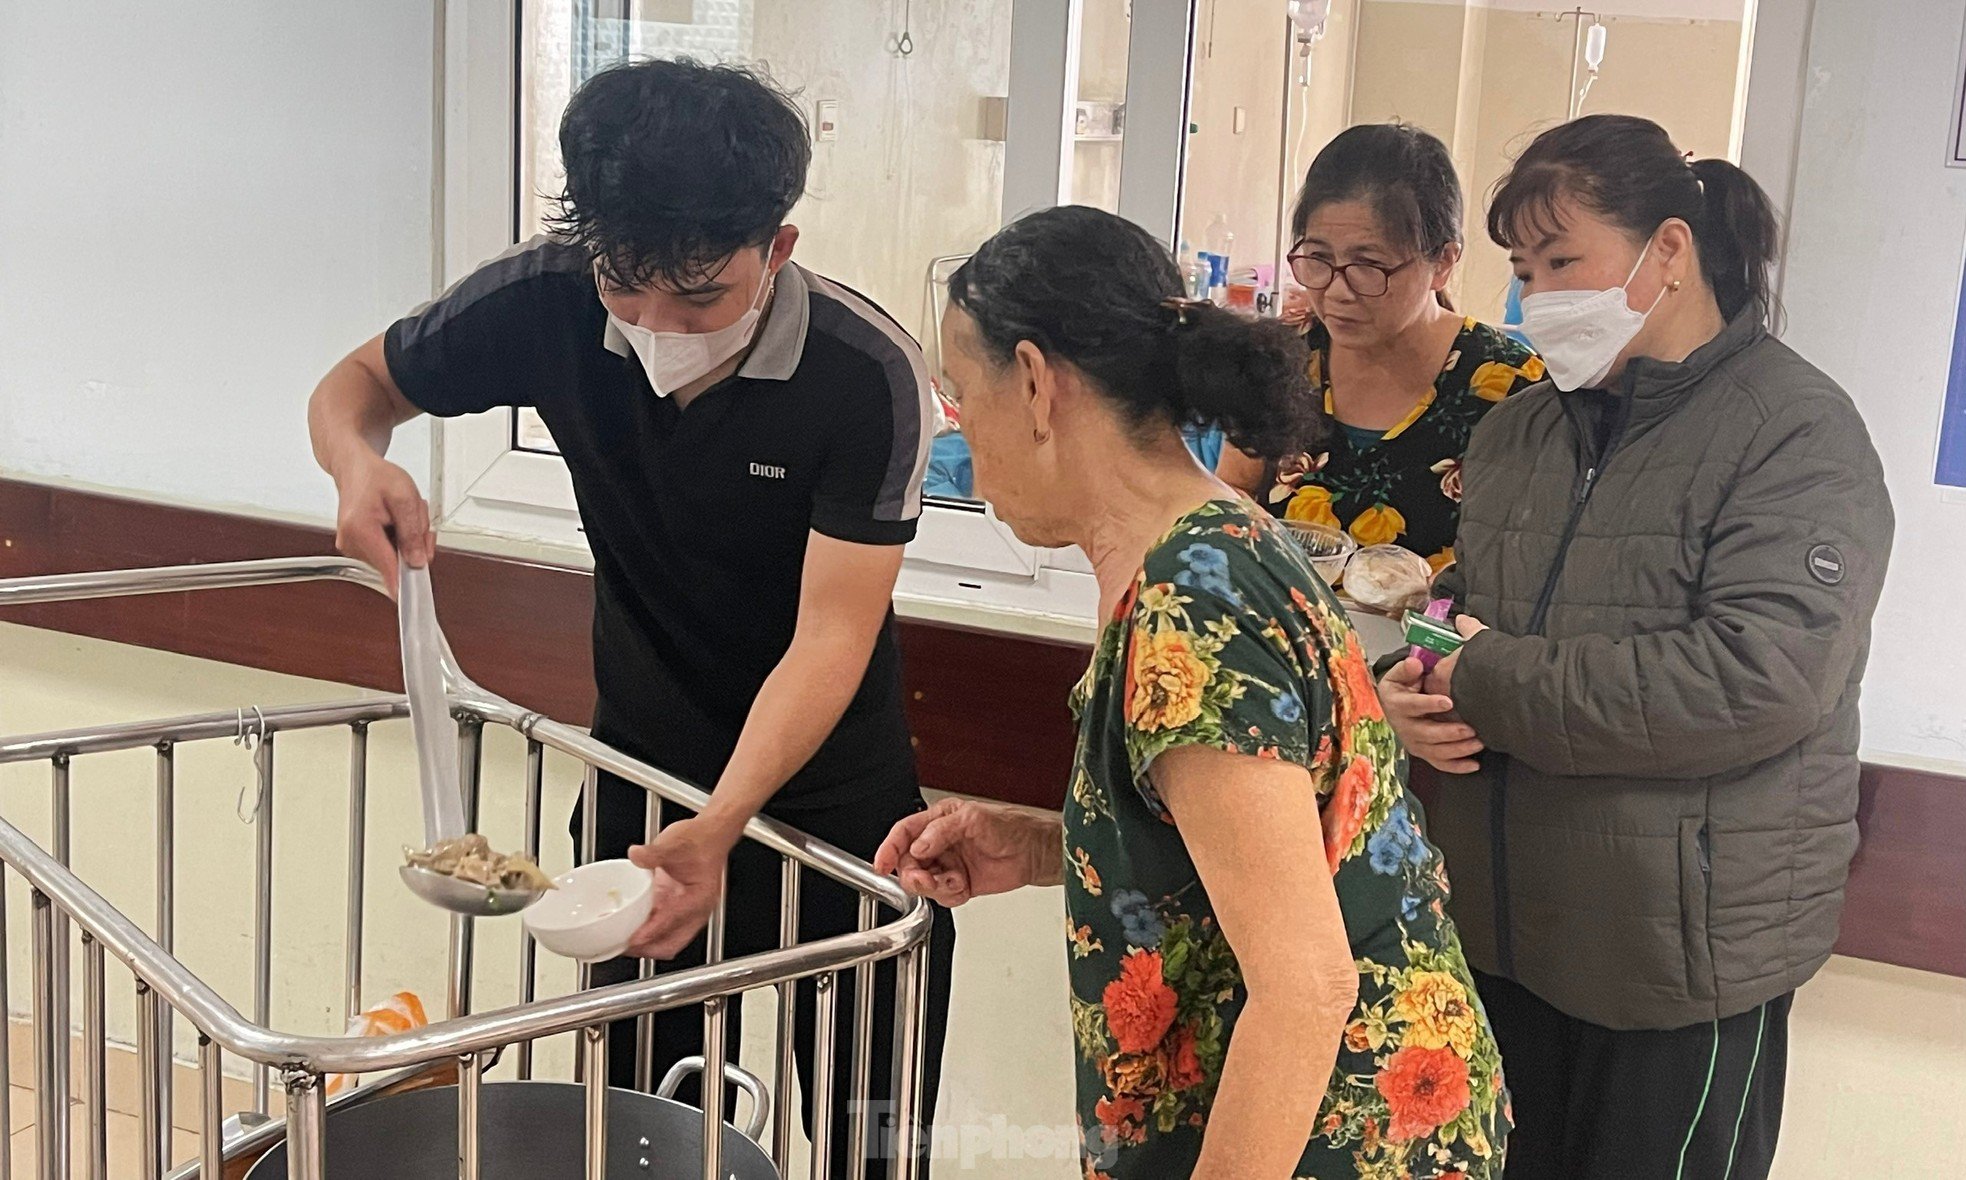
left=307, top=59, right=952, bottom=1173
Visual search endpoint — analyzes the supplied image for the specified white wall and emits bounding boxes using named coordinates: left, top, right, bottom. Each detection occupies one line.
left=1773, top=0, right=1966, bottom=770
left=0, top=2, right=439, bottom=522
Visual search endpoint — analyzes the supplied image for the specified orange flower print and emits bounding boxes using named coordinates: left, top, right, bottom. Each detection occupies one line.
left=1069, top=920, right=1104, bottom=959
left=1348, top=503, right=1406, bottom=547
left=1103, top=1050, right=1166, bottom=1098
left=1322, top=757, right=1376, bottom=873
left=1284, top=484, right=1341, bottom=530
left=1430, top=456, right=1464, bottom=503
left=1125, top=628, right=1211, bottom=733
left=1072, top=848, right=1103, bottom=897
left=1427, top=546, right=1456, bottom=575
left=1332, top=630, right=1386, bottom=724
left=1167, top=1024, right=1205, bottom=1090
left=1375, top=1045, right=1473, bottom=1141
left=1343, top=1020, right=1374, bottom=1053
left=1102, top=949, right=1177, bottom=1054
left=1094, top=1095, right=1147, bottom=1146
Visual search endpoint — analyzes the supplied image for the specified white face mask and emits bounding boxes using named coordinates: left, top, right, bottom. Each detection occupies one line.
left=1513, top=239, right=1665, bottom=391
left=603, top=268, right=774, bottom=397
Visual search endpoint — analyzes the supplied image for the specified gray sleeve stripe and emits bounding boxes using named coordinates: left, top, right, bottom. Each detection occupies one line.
left=396, top=235, right=588, bottom=347
left=805, top=273, right=935, bottom=523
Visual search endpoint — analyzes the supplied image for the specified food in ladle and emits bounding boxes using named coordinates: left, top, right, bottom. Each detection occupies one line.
left=403, top=834, right=555, bottom=892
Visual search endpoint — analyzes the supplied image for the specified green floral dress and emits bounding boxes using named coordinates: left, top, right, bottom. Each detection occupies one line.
left=1065, top=500, right=1508, bottom=1179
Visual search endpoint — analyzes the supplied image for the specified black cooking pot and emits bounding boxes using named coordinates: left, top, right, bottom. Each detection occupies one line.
left=244, top=1066, right=777, bottom=1180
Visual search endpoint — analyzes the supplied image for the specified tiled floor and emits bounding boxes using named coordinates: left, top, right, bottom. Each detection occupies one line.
left=7, top=1107, right=202, bottom=1178
left=3, top=1025, right=266, bottom=1179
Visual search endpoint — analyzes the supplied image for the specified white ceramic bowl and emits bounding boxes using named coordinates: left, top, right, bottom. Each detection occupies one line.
left=521, top=859, right=656, bottom=963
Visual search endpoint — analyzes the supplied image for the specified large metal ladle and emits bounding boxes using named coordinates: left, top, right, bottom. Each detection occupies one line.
left=395, top=562, right=545, bottom=917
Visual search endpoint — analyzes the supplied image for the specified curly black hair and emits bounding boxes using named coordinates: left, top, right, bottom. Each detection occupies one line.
left=948, top=206, right=1321, bottom=462
left=547, top=57, right=811, bottom=290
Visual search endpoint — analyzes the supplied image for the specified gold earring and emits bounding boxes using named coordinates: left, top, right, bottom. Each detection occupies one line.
left=1669, top=278, right=1683, bottom=292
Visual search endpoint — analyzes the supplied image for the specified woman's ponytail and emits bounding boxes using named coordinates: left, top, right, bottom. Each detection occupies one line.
left=1489, top=117, right=1782, bottom=328
left=1163, top=300, right=1322, bottom=462
left=949, top=207, right=1324, bottom=466
left=1689, top=157, right=1779, bottom=323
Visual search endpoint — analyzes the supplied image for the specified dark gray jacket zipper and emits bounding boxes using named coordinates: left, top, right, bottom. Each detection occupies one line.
left=1489, top=393, right=1633, bottom=977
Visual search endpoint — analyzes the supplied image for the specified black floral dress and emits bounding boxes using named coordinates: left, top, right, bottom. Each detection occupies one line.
left=1065, top=500, right=1508, bottom=1179
left=1262, top=319, right=1543, bottom=572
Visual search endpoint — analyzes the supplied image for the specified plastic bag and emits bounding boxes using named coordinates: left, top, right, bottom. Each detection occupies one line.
left=325, top=991, right=429, bottom=1096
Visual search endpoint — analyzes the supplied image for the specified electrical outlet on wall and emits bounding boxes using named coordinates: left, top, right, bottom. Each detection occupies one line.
left=815, top=99, right=839, bottom=142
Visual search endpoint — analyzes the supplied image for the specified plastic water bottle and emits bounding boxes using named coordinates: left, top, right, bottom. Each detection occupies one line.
left=1203, top=214, right=1235, bottom=305
left=1178, top=240, right=1210, bottom=300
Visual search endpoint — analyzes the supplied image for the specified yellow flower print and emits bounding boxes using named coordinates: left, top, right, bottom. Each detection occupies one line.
left=1468, top=360, right=1522, bottom=402
left=1394, top=970, right=1481, bottom=1057
left=1426, top=547, right=1455, bottom=575
left=1135, top=584, right=1186, bottom=620
left=1284, top=484, right=1341, bottom=530
left=1125, top=627, right=1212, bottom=733
left=1520, top=353, right=1547, bottom=382
left=1348, top=504, right=1406, bottom=547
left=1070, top=768, right=1109, bottom=820
left=1071, top=847, right=1103, bottom=897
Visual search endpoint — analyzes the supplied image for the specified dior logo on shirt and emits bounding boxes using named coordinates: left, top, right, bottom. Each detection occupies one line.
left=749, top=462, right=788, bottom=480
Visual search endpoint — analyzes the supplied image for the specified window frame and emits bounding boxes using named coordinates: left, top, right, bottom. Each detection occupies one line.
left=427, top=0, right=1198, bottom=638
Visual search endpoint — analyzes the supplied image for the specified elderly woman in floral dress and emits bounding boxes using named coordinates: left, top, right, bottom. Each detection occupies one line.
left=875, top=206, right=1507, bottom=1179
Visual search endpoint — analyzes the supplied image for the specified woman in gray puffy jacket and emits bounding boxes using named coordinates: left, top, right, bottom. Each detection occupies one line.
left=1378, top=114, right=1892, bottom=1180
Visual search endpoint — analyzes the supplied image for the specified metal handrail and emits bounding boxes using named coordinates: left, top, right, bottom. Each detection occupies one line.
left=0, top=555, right=935, bottom=1179
left=0, top=698, right=409, bottom=764
left=0, top=811, right=927, bottom=1073
left=0, top=555, right=381, bottom=607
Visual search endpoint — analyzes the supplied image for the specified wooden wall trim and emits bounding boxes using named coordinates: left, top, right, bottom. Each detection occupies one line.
left=0, top=478, right=1958, bottom=979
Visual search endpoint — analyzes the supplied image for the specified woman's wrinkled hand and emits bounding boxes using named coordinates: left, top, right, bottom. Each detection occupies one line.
left=873, top=798, right=1056, bottom=907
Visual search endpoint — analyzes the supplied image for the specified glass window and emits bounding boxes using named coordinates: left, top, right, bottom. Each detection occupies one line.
left=1181, top=0, right=1757, bottom=325
left=1069, top=0, right=1131, bottom=212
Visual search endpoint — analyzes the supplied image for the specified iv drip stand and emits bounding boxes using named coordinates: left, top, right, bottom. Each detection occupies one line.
left=1559, top=7, right=1603, bottom=119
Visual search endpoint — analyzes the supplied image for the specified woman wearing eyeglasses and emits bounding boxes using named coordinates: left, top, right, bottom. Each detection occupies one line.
left=1222, top=124, right=1544, bottom=572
